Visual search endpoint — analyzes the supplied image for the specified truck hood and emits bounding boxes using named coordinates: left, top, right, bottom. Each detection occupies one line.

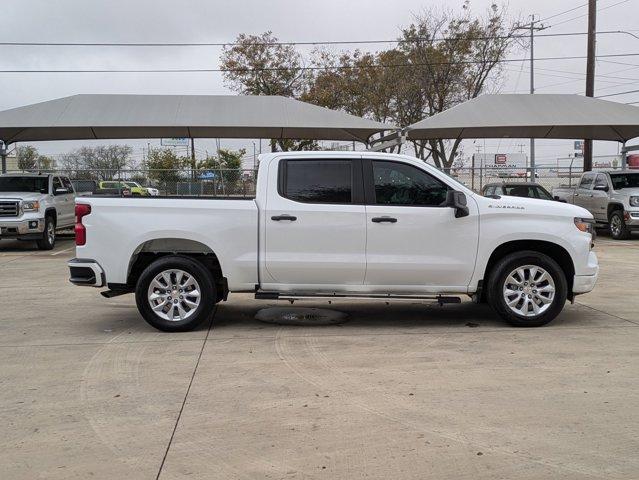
left=478, top=194, right=592, bottom=219
left=0, top=192, right=46, bottom=201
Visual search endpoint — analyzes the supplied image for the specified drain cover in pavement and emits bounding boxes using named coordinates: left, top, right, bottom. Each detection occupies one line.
left=255, top=307, right=348, bottom=326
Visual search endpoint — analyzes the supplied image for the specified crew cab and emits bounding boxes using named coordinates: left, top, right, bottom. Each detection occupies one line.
left=68, top=152, right=599, bottom=331
left=0, top=173, right=76, bottom=249
left=552, top=170, right=639, bottom=239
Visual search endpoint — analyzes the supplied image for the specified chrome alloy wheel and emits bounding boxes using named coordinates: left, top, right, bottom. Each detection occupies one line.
left=610, top=215, right=622, bottom=237
left=502, top=265, right=555, bottom=317
left=147, top=269, right=201, bottom=321
left=47, top=221, right=55, bottom=244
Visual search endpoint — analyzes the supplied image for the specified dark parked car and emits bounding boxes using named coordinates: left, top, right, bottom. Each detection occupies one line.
left=482, top=182, right=556, bottom=201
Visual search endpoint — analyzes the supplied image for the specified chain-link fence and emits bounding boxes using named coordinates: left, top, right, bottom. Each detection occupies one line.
left=8, top=164, right=636, bottom=197
left=7, top=168, right=259, bottom=198
left=450, top=166, right=585, bottom=193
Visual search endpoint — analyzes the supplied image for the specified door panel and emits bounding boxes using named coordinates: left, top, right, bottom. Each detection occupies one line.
left=263, top=158, right=366, bottom=288
left=591, top=174, right=609, bottom=222
left=575, top=173, right=595, bottom=210
left=51, top=177, right=70, bottom=227
left=364, top=160, right=479, bottom=291
left=365, top=205, right=479, bottom=289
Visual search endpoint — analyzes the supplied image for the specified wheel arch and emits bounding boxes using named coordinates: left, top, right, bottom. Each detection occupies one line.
left=126, top=238, right=227, bottom=301
left=481, top=240, right=575, bottom=302
left=607, top=202, right=624, bottom=219
left=44, top=207, right=57, bottom=222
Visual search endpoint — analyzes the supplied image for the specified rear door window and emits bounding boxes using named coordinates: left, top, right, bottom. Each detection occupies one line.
left=280, top=159, right=353, bottom=204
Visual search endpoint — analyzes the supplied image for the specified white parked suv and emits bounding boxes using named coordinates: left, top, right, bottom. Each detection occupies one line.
left=68, top=152, right=599, bottom=331
left=0, top=173, right=76, bottom=249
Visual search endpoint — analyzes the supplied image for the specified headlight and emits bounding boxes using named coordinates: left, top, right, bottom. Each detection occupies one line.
left=21, top=200, right=40, bottom=212
left=630, top=196, right=639, bottom=207
left=574, top=217, right=594, bottom=234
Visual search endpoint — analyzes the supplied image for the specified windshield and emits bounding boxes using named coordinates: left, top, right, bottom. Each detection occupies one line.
left=609, top=173, right=639, bottom=190
left=125, top=182, right=141, bottom=187
left=0, top=176, right=48, bottom=193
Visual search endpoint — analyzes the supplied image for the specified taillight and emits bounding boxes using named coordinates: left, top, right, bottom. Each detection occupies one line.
left=75, top=204, right=91, bottom=246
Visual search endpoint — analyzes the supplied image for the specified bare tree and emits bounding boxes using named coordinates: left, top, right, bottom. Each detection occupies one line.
left=399, top=2, right=515, bottom=169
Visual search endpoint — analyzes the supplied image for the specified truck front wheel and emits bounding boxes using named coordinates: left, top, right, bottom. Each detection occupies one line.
left=36, top=215, right=56, bottom=250
left=609, top=210, right=631, bottom=240
left=487, top=251, right=567, bottom=327
left=135, top=255, right=216, bottom=332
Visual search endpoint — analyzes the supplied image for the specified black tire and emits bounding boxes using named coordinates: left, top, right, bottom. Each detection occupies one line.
left=487, top=251, right=568, bottom=327
left=609, top=210, right=631, bottom=240
left=135, top=255, right=216, bottom=332
left=36, top=215, right=56, bottom=250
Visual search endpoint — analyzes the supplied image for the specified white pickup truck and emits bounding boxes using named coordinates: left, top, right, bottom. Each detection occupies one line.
left=0, top=173, right=76, bottom=249
left=68, top=152, right=599, bottom=331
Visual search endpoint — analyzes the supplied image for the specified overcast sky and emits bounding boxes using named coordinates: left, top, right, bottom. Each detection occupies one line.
left=2, top=0, right=638, bottom=165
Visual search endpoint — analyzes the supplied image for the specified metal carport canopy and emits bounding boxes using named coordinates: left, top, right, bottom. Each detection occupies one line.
left=406, top=94, right=639, bottom=142
left=0, top=94, right=394, bottom=144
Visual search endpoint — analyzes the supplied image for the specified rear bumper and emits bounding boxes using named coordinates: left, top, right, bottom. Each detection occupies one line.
left=0, top=217, right=45, bottom=237
left=68, top=258, right=105, bottom=287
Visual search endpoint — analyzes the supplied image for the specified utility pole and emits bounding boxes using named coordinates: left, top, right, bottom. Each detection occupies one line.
left=515, top=15, right=545, bottom=178
left=584, top=0, right=597, bottom=172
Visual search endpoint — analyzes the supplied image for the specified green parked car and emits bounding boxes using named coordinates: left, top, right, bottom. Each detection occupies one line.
left=99, top=181, right=148, bottom=196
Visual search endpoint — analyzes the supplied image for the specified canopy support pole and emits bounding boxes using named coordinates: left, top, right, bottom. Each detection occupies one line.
left=0, top=141, right=7, bottom=174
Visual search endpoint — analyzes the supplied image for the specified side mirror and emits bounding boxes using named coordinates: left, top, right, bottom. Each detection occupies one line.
left=554, top=196, right=567, bottom=203
left=593, top=184, right=609, bottom=192
left=445, top=190, right=469, bottom=218
left=55, top=188, right=68, bottom=195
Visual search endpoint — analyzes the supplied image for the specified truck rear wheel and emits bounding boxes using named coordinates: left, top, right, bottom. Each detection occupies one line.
left=135, top=255, right=216, bottom=332
left=487, top=251, right=567, bottom=327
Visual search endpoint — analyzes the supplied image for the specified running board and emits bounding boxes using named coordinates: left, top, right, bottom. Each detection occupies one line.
left=255, top=291, right=461, bottom=305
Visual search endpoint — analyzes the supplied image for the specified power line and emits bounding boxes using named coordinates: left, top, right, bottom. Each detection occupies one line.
left=3, top=52, right=639, bottom=73
left=597, top=88, right=639, bottom=98
left=547, top=0, right=633, bottom=28
left=1, top=29, right=638, bottom=48
left=539, top=2, right=589, bottom=22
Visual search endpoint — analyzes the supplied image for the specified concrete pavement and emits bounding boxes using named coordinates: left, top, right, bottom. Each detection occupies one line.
left=0, top=236, right=637, bottom=479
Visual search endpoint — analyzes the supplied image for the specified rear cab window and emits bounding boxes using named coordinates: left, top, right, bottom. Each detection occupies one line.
left=279, top=159, right=357, bottom=204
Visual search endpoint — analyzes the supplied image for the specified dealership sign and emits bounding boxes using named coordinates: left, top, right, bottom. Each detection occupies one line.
left=161, top=138, right=189, bottom=147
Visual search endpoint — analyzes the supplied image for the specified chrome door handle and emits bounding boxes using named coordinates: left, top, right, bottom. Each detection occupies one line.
left=371, top=216, right=397, bottom=223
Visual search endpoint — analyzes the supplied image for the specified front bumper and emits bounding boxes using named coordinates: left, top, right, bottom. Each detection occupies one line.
left=626, top=210, right=639, bottom=228
left=0, top=217, right=45, bottom=237
left=573, top=251, right=599, bottom=295
left=68, top=258, right=106, bottom=287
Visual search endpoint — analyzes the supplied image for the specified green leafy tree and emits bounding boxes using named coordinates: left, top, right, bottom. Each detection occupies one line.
left=147, top=148, right=189, bottom=184
left=16, top=145, right=53, bottom=170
